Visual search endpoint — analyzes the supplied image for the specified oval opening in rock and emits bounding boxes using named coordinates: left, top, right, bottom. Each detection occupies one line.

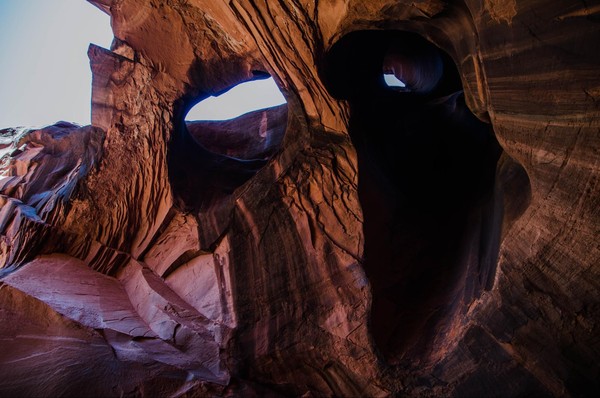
left=383, top=73, right=407, bottom=89
left=184, top=77, right=288, bottom=160
left=323, top=30, right=531, bottom=365
left=186, top=77, right=286, bottom=121
left=168, top=76, right=288, bottom=212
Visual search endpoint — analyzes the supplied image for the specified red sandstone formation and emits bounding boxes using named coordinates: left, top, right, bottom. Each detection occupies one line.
left=0, top=0, right=598, bottom=396
left=186, top=104, right=287, bottom=160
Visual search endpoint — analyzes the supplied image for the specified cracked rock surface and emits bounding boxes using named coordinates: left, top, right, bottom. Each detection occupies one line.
left=0, top=0, right=599, bottom=396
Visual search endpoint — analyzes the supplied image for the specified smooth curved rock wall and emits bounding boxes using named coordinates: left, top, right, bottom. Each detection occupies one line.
left=0, top=0, right=598, bottom=396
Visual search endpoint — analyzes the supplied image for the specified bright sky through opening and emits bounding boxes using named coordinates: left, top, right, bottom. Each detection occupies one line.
left=384, top=73, right=406, bottom=88
left=0, top=0, right=113, bottom=128
left=186, top=78, right=286, bottom=121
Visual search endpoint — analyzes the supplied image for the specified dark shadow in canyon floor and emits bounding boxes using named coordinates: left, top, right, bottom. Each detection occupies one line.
left=323, top=30, right=529, bottom=364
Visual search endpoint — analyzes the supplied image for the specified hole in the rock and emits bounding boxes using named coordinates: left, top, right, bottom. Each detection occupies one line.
left=383, top=73, right=406, bottom=89
left=185, top=77, right=286, bottom=122
left=323, top=30, right=530, bottom=364
left=168, top=75, right=288, bottom=211
left=184, top=77, right=288, bottom=160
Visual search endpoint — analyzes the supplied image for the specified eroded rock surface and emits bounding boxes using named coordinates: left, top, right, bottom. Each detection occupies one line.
left=0, top=0, right=598, bottom=396
left=186, top=103, right=287, bottom=160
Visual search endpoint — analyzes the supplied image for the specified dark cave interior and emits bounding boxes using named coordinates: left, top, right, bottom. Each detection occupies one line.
left=324, top=30, right=511, bottom=363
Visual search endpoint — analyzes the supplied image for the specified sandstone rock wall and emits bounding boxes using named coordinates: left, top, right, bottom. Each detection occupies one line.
left=0, top=0, right=598, bottom=396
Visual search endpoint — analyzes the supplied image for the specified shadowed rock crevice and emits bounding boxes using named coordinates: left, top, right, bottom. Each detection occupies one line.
left=324, top=30, right=530, bottom=364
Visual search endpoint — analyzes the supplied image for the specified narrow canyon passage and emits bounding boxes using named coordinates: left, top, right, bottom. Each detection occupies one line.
left=0, top=1, right=597, bottom=395
left=325, top=31, right=504, bottom=363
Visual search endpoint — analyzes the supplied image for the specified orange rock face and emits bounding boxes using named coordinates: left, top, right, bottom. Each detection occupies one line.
left=0, top=0, right=598, bottom=396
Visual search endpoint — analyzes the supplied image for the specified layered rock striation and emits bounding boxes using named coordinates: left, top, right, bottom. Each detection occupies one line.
left=0, top=0, right=598, bottom=396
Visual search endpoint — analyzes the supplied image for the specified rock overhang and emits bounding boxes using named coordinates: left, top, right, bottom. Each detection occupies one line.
left=0, top=0, right=598, bottom=396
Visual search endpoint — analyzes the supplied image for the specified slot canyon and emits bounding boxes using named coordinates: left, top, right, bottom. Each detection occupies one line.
left=0, top=0, right=598, bottom=396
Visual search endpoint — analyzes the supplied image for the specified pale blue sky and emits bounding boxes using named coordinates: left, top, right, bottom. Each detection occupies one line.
left=384, top=73, right=406, bottom=88
left=0, top=0, right=285, bottom=128
left=186, top=78, right=286, bottom=121
left=0, top=0, right=113, bottom=128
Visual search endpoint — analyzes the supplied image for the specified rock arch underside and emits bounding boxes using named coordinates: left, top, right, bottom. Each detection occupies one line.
left=0, top=0, right=598, bottom=396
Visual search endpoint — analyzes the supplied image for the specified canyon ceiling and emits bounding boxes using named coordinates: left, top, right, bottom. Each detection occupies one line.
left=0, top=0, right=598, bottom=396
